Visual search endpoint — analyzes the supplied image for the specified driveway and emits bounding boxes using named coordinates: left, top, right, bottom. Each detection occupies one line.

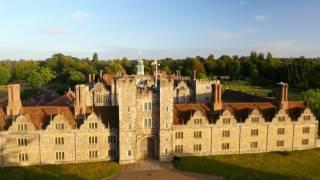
left=110, top=160, right=222, bottom=180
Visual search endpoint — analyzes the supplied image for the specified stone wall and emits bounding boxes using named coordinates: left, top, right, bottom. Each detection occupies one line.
left=194, top=80, right=215, bottom=103
left=159, top=80, right=174, bottom=161
left=171, top=108, right=319, bottom=157
left=117, top=78, right=137, bottom=164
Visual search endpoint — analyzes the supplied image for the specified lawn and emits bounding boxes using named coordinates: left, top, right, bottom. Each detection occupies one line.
left=0, top=161, right=121, bottom=180
left=173, top=149, right=320, bottom=179
left=222, top=81, right=304, bottom=100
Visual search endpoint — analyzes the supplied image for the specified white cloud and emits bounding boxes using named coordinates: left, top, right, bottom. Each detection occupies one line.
left=45, top=26, right=66, bottom=35
left=240, top=1, right=245, bottom=6
left=254, top=15, right=268, bottom=21
left=70, top=10, right=90, bottom=20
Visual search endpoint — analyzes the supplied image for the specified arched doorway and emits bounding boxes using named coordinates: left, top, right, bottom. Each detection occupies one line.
left=138, top=137, right=156, bottom=160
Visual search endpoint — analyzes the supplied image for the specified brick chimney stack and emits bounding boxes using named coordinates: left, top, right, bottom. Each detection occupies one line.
left=75, top=84, right=88, bottom=117
left=92, top=74, right=96, bottom=82
left=88, top=74, right=92, bottom=83
left=7, top=84, right=22, bottom=116
left=211, top=80, right=223, bottom=111
left=276, top=82, right=288, bottom=109
left=100, top=70, right=103, bottom=79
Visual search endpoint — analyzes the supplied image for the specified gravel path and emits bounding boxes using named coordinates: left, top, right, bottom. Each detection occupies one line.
left=110, top=160, right=221, bottom=180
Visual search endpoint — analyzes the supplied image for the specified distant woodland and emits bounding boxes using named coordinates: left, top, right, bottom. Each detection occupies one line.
left=0, top=52, right=319, bottom=116
left=0, top=52, right=319, bottom=91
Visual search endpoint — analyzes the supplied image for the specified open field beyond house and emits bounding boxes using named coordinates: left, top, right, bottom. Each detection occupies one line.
left=223, top=81, right=304, bottom=100
left=0, top=161, right=121, bottom=180
left=173, top=148, right=320, bottom=179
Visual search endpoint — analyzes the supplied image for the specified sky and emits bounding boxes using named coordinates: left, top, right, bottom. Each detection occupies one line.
left=1, top=0, right=320, bottom=60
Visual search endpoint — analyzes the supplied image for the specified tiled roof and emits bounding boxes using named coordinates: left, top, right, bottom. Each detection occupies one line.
left=85, top=106, right=119, bottom=128
left=222, top=89, right=274, bottom=103
left=0, top=107, right=8, bottom=130
left=173, top=90, right=307, bottom=125
left=45, top=91, right=75, bottom=106
left=0, top=104, right=119, bottom=130
left=223, top=102, right=276, bottom=122
left=22, top=106, right=76, bottom=129
left=0, top=106, right=76, bottom=130
left=173, top=103, right=214, bottom=125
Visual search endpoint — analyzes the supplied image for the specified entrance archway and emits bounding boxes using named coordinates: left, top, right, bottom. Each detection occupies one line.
left=138, top=136, right=156, bottom=160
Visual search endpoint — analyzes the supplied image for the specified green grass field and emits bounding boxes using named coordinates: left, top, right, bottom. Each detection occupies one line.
left=223, top=81, right=304, bottom=100
left=0, top=161, right=121, bottom=180
left=173, top=149, right=320, bottom=179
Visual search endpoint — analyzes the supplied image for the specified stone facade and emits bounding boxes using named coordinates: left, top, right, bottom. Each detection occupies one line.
left=0, top=73, right=319, bottom=167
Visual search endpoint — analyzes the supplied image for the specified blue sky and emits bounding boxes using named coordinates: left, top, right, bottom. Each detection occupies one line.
left=1, top=0, right=320, bottom=60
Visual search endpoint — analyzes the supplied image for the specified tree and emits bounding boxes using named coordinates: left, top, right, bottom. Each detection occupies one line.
left=27, top=67, right=55, bottom=88
left=0, top=66, right=11, bottom=84
left=205, top=58, right=217, bottom=76
left=287, top=58, right=313, bottom=89
left=92, top=52, right=99, bottom=63
left=192, top=58, right=206, bottom=78
left=308, top=64, right=320, bottom=89
left=266, top=52, right=273, bottom=61
left=104, top=61, right=124, bottom=75
left=304, top=90, right=320, bottom=119
left=14, top=61, right=38, bottom=80
left=67, top=70, right=86, bottom=86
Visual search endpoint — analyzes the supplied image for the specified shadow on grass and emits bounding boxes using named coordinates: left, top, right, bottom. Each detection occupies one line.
left=0, top=165, right=83, bottom=180
left=0, top=162, right=121, bottom=180
left=272, top=151, right=290, bottom=156
left=172, top=156, right=304, bottom=180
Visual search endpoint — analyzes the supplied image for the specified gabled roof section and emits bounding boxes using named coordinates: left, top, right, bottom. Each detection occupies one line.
left=174, top=103, right=214, bottom=125
left=223, top=102, right=277, bottom=122
left=21, top=106, right=75, bottom=129
left=173, top=100, right=307, bottom=125
left=84, top=106, right=119, bottom=128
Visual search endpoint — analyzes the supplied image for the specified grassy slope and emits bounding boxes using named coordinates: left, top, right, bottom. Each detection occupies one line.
left=223, top=82, right=304, bottom=101
left=173, top=149, right=320, bottom=180
left=0, top=161, right=121, bottom=180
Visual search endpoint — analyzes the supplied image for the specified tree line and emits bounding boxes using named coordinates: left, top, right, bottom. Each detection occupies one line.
left=0, top=52, right=320, bottom=93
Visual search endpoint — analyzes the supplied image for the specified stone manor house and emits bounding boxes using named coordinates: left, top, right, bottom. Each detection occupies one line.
left=0, top=60, right=319, bottom=166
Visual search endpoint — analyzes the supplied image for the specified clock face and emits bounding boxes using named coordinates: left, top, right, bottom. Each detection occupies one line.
left=136, top=79, right=145, bottom=88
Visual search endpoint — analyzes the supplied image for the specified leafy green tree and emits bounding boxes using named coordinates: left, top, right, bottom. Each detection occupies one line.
left=14, top=60, right=38, bottom=80
left=308, top=64, right=320, bottom=89
left=266, top=52, right=273, bottom=61
left=104, top=61, right=124, bottom=75
left=67, top=70, right=86, bottom=86
left=92, top=52, right=99, bottom=62
left=205, top=57, right=217, bottom=76
left=0, top=66, right=11, bottom=84
left=192, top=57, right=206, bottom=78
left=27, top=67, right=55, bottom=88
left=287, top=57, right=313, bottom=89
left=304, top=90, right=320, bottom=119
